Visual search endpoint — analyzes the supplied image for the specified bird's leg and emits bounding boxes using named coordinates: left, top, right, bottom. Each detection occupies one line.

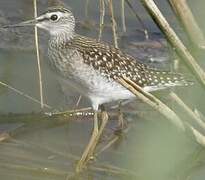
left=76, top=111, right=99, bottom=172
left=93, top=110, right=99, bottom=136
left=118, top=101, right=124, bottom=128
left=86, top=108, right=108, bottom=159
left=116, top=101, right=127, bottom=133
left=76, top=106, right=109, bottom=172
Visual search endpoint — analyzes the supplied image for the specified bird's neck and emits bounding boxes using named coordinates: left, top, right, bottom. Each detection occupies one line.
left=49, top=29, right=75, bottom=46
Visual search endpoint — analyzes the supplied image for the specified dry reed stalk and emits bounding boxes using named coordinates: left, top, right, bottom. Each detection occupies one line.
left=125, top=0, right=149, bottom=39
left=118, top=76, right=185, bottom=131
left=98, top=0, right=105, bottom=41
left=33, top=0, right=44, bottom=109
left=47, top=107, right=92, bottom=117
left=70, top=95, right=83, bottom=118
left=188, top=124, right=205, bottom=147
left=121, top=0, right=126, bottom=32
left=0, top=81, right=52, bottom=109
left=0, top=133, right=10, bottom=142
left=194, top=109, right=205, bottom=122
left=85, top=0, right=90, bottom=20
left=140, top=0, right=205, bottom=88
left=108, top=0, right=119, bottom=48
left=0, top=162, right=70, bottom=177
left=170, top=92, right=205, bottom=131
left=90, top=164, right=138, bottom=178
left=74, top=95, right=82, bottom=108
left=118, top=76, right=205, bottom=147
left=169, top=0, right=205, bottom=49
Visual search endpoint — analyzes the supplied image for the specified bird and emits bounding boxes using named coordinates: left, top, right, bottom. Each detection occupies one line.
left=3, top=6, right=192, bottom=172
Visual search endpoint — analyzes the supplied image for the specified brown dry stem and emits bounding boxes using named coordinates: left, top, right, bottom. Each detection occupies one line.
left=118, top=76, right=205, bottom=147
left=118, top=76, right=185, bottom=131
left=33, top=0, right=44, bottom=109
left=98, top=0, right=105, bottom=41
left=121, top=0, right=126, bottom=32
left=125, top=0, right=149, bottom=39
left=170, top=92, right=205, bottom=131
left=140, top=0, right=205, bottom=88
left=108, top=0, right=119, bottom=48
left=0, top=81, right=52, bottom=109
left=169, top=0, right=205, bottom=49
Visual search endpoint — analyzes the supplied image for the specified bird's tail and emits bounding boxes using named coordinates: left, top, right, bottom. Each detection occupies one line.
left=143, top=70, right=194, bottom=91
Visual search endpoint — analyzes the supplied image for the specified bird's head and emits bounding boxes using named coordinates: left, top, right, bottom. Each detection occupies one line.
left=3, top=7, right=75, bottom=37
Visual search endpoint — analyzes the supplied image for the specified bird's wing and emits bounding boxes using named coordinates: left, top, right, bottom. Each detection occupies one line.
left=67, top=35, right=192, bottom=89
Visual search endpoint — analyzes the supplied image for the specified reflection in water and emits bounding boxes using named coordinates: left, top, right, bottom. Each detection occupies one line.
left=0, top=0, right=205, bottom=180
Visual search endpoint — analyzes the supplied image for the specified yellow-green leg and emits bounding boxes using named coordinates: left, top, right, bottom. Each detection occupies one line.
left=117, top=101, right=125, bottom=130
left=86, top=110, right=108, bottom=158
left=76, top=110, right=108, bottom=172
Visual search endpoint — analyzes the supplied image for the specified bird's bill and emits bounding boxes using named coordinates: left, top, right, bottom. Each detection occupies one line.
left=3, top=19, right=38, bottom=28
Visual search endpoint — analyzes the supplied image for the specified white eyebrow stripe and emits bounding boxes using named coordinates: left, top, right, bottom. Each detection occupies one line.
left=47, top=12, right=64, bottom=18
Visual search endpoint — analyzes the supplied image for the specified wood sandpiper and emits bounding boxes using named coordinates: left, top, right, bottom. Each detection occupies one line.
left=3, top=6, right=192, bottom=172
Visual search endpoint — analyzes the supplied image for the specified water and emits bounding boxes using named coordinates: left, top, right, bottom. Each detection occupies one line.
left=0, top=0, right=205, bottom=179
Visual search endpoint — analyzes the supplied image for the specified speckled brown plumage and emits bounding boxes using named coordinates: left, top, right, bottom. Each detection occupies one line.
left=63, top=35, right=191, bottom=89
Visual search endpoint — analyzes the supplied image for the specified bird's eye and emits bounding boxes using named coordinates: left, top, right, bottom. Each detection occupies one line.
left=50, top=14, right=58, bottom=21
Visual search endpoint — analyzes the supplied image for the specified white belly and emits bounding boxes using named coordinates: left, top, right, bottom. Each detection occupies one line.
left=58, top=60, right=135, bottom=110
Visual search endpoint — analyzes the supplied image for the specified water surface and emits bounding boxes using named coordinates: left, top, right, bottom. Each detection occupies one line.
left=0, top=0, right=205, bottom=180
